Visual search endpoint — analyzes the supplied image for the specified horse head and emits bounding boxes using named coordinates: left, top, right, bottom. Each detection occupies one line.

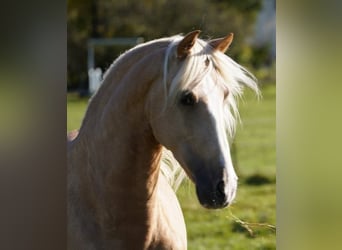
left=147, top=31, right=258, bottom=209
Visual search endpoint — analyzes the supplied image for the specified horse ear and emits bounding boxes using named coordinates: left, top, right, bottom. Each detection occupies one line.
left=177, top=30, right=201, bottom=59
left=209, top=33, right=234, bottom=53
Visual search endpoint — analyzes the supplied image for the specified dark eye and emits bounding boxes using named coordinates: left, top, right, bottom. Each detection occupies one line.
left=180, top=91, right=196, bottom=106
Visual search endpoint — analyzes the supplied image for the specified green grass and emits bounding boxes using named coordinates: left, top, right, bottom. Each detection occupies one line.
left=67, top=92, right=89, bottom=131
left=67, top=83, right=276, bottom=249
left=234, top=83, right=276, bottom=178
left=177, top=181, right=275, bottom=250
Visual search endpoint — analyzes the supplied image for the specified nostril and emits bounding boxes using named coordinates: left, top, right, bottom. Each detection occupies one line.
left=216, top=181, right=226, bottom=198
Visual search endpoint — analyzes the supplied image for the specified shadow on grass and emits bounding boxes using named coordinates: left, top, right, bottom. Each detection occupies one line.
left=244, top=173, right=275, bottom=186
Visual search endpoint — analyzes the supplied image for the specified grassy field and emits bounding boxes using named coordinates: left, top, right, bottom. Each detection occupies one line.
left=67, top=83, right=276, bottom=249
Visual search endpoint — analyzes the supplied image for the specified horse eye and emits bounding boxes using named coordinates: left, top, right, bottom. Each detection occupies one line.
left=180, top=92, right=196, bottom=106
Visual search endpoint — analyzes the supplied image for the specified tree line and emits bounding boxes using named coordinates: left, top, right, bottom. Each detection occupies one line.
left=68, top=0, right=267, bottom=91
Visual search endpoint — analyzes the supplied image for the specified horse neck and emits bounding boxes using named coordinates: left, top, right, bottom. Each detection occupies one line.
left=70, top=44, right=168, bottom=237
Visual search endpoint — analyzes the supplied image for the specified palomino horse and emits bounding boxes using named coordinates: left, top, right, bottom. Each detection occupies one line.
left=68, top=30, right=259, bottom=249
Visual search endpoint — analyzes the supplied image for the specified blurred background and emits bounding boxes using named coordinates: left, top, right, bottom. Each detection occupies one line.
left=67, top=0, right=275, bottom=94
left=67, top=0, right=275, bottom=249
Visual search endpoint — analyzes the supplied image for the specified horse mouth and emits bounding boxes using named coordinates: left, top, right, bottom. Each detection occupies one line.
left=201, top=198, right=229, bottom=209
left=195, top=180, right=237, bottom=209
left=195, top=188, right=229, bottom=209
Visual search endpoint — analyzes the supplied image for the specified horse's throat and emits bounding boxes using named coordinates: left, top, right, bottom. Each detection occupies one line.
left=98, top=142, right=163, bottom=246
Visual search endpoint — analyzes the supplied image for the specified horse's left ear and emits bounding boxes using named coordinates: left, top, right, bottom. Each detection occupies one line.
left=209, top=33, right=234, bottom=53
left=177, top=30, right=201, bottom=59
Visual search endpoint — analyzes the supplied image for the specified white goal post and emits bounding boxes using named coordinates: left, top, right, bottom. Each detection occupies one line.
left=87, top=37, right=144, bottom=94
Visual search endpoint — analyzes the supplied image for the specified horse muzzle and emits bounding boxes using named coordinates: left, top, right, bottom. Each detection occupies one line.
left=195, top=175, right=237, bottom=209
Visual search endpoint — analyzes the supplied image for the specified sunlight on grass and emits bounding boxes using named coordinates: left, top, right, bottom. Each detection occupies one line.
left=67, top=92, right=89, bottom=131
left=177, top=179, right=276, bottom=250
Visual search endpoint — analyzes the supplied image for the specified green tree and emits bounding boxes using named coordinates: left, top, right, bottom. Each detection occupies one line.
left=67, top=0, right=262, bottom=90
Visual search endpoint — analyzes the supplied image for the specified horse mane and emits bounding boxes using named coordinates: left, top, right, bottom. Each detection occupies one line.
left=161, top=148, right=186, bottom=190
left=161, top=34, right=259, bottom=190
left=163, top=35, right=260, bottom=137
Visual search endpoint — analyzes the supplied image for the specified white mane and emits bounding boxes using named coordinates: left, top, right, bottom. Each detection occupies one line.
left=161, top=34, right=260, bottom=190
left=163, top=35, right=260, bottom=137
